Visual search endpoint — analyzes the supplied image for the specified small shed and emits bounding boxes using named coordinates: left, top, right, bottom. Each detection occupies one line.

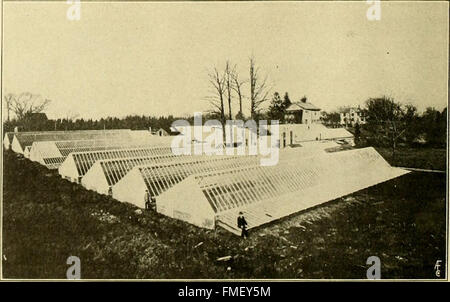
left=156, top=128, right=170, bottom=137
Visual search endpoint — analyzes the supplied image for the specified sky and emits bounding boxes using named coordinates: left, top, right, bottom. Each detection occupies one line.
left=2, top=1, right=448, bottom=120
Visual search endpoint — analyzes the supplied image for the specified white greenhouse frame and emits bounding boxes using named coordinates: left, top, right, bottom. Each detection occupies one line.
left=155, top=147, right=409, bottom=234
left=81, top=154, right=190, bottom=194
left=112, top=155, right=261, bottom=208
left=58, top=146, right=176, bottom=182
left=10, top=129, right=132, bottom=154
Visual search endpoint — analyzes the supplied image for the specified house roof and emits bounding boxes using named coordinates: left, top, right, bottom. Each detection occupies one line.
left=286, top=101, right=321, bottom=111
left=26, top=112, right=48, bottom=120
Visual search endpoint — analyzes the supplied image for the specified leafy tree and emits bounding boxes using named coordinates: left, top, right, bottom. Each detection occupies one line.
left=267, top=92, right=293, bottom=122
left=267, top=92, right=284, bottom=121
left=235, top=111, right=246, bottom=121
left=365, top=96, right=417, bottom=162
left=321, top=111, right=341, bottom=127
left=354, top=122, right=361, bottom=143
left=421, top=107, right=447, bottom=147
left=283, top=93, right=292, bottom=109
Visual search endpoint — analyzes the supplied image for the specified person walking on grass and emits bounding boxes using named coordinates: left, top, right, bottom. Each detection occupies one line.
left=237, top=211, right=249, bottom=239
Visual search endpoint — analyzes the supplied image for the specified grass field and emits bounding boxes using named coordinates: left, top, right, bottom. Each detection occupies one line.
left=2, top=150, right=447, bottom=279
left=375, top=147, right=447, bottom=171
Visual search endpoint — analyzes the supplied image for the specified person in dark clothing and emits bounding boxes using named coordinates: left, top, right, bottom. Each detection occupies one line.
left=144, top=190, right=151, bottom=210
left=108, top=186, right=113, bottom=197
left=237, top=211, right=249, bottom=238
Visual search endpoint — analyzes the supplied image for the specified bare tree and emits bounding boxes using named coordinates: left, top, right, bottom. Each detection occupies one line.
left=206, top=67, right=226, bottom=125
left=232, top=71, right=246, bottom=118
left=3, top=93, right=16, bottom=122
left=224, top=61, right=236, bottom=120
left=249, top=56, right=270, bottom=120
left=11, top=92, right=51, bottom=120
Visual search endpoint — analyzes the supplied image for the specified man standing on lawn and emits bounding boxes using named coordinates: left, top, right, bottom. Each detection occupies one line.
left=144, top=189, right=151, bottom=210
left=237, top=211, right=249, bottom=239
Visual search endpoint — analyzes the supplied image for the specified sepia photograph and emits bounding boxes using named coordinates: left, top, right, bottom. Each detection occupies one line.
left=0, top=0, right=448, bottom=284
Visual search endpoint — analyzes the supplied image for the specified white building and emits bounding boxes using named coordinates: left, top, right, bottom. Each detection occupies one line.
left=278, top=123, right=354, bottom=148
left=285, top=99, right=321, bottom=124
left=340, top=107, right=367, bottom=126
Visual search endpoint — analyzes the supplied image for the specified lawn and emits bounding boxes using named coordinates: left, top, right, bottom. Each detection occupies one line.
left=374, top=147, right=447, bottom=171
left=1, top=150, right=447, bottom=279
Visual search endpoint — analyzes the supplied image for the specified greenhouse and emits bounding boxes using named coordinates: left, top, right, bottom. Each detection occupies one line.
left=155, top=147, right=409, bottom=234
left=4, top=131, right=82, bottom=150
left=29, top=136, right=172, bottom=169
left=112, top=155, right=261, bottom=208
left=58, top=146, right=175, bottom=182
left=24, top=146, right=32, bottom=158
left=10, top=129, right=133, bottom=154
left=3, top=132, right=15, bottom=150
left=30, top=139, right=129, bottom=169
left=81, top=154, right=189, bottom=194
left=278, top=123, right=354, bottom=147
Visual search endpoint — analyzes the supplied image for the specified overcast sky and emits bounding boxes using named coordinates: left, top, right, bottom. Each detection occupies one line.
left=2, top=1, right=448, bottom=120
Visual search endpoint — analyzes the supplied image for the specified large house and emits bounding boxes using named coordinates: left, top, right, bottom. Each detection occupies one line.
left=285, top=99, right=321, bottom=124
left=340, top=107, right=367, bottom=127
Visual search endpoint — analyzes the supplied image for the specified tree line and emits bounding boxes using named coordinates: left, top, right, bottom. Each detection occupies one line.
left=321, top=96, right=447, bottom=159
left=4, top=69, right=446, bottom=156
left=2, top=92, right=193, bottom=133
